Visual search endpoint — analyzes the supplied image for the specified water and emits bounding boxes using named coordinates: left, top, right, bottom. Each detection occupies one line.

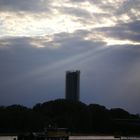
left=0, top=136, right=17, bottom=140
left=0, top=136, right=140, bottom=140
left=69, top=136, right=140, bottom=140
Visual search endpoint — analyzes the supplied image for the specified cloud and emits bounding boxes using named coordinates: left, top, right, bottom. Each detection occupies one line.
left=0, top=30, right=105, bottom=84
left=1, top=0, right=140, bottom=38
left=0, top=30, right=106, bottom=106
left=58, top=7, right=91, bottom=19
left=1, top=29, right=140, bottom=113
left=0, top=0, right=140, bottom=113
left=80, top=44, right=140, bottom=112
left=92, top=20, right=140, bottom=44
left=0, top=0, right=51, bottom=13
left=116, top=0, right=140, bottom=17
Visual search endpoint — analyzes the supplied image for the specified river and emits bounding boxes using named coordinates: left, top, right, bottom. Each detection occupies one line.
left=0, top=135, right=140, bottom=140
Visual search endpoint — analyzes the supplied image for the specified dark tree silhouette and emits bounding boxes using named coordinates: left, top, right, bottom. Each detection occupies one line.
left=0, top=99, right=140, bottom=135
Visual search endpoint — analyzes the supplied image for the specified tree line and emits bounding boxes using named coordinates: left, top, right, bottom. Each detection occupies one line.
left=0, top=99, right=140, bottom=135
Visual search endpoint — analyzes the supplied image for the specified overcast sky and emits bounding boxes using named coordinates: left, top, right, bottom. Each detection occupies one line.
left=0, top=0, right=140, bottom=113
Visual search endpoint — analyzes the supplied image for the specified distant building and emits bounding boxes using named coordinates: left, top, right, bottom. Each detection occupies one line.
left=65, top=70, right=80, bottom=102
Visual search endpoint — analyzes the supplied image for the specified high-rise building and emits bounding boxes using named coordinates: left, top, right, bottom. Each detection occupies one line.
left=65, top=70, right=80, bottom=101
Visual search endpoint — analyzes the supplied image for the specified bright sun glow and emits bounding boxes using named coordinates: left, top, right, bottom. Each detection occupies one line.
left=104, top=38, right=140, bottom=46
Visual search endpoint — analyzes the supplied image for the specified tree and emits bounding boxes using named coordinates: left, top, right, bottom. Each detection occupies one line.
left=33, top=99, right=92, bottom=133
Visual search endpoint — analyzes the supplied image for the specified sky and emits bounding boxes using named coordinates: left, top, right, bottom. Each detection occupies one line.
left=0, top=0, right=140, bottom=114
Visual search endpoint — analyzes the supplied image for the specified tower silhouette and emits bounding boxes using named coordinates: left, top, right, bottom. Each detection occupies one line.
left=65, top=70, right=80, bottom=101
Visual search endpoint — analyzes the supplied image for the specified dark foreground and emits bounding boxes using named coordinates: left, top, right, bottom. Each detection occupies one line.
left=0, top=99, right=140, bottom=135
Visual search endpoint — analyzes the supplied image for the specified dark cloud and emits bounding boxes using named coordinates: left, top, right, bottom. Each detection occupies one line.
left=58, top=7, right=91, bottom=18
left=0, top=0, right=51, bottom=12
left=116, top=0, right=140, bottom=16
left=80, top=44, right=140, bottom=113
left=1, top=30, right=140, bottom=113
left=93, top=20, right=140, bottom=42
left=67, top=0, right=140, bottom=25
left=0, top=31, right=105, bottom=106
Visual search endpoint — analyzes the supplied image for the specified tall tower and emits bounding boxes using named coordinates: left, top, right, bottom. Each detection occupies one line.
left=65, top=70, right=80, bottom=102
